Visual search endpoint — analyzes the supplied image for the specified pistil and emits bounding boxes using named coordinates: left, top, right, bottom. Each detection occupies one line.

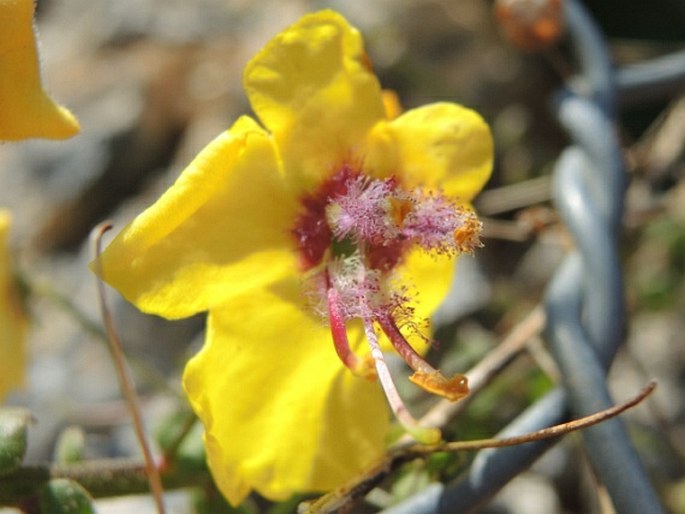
left=361, top=314, right=441, bottom=445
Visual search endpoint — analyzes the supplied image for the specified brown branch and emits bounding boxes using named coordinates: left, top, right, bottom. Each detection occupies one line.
left=0, top=458, right=210, bottom=504
left=302, top=380, right=657, bottom=514
left=416, top=306, right=546, bottom=432
left=438, top=380, right=656, bottom=452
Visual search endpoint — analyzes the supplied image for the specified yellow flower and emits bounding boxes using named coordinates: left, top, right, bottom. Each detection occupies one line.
left=0, top=210, right=27, bottom=402
left=96, top=11, right=492, bottom=505
left=0, top=0, right=80, bottom=140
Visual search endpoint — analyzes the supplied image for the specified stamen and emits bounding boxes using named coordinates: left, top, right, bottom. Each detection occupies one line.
left=326, top=274, right=376, bottom=380
left=325, top=175, right=398, bottom=245
left=361, top=315, right=441, bottom=445
left=376, top=314, right=435, bottom=373
left=377, top=315, right=470, bottom=402
left=297, top=166, right=479, bottom=422
left=409, top=370, right=469, bottom=402
left=388, top=196, right=413, bottom=227
left=327, top=255, right=384, bottom=320
left=453, top=212, right=483, bottom=254
left=400, top=190, right=481, bottom=254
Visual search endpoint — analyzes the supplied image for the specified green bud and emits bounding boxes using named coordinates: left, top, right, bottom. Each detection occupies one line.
left=38, top=479, right=95, bottom=514
left=0, top=408, right=30, bottom=474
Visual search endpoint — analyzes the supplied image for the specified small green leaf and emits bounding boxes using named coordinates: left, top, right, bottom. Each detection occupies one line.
left=38, top=479, right=95, bottom=514
left=54, top=426, right=86, bottom=464
left=156, top=409, right=207, bottom=474
left=0, top=408, right=31, bottom=474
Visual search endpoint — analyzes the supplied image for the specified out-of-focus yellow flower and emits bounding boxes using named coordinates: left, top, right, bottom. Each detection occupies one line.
left=0, top=0, right=80, bottom=140
left=0, top=210, right=27, bottom=402
left=96, top=11, right=492, bottom=505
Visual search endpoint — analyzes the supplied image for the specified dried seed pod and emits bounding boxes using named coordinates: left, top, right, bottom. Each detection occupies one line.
left=495, top=0, right=565, bottom=51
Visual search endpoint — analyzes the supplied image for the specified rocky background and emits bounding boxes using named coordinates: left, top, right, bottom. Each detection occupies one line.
left=1, top=0, right=684, bottom=512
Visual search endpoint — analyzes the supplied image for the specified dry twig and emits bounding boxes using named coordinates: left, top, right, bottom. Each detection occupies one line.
left=302, top=381, right=657, bottom=514
left=90, top=222, right=166, bottom=514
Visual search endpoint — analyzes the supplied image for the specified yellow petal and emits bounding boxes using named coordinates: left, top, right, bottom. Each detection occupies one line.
left=0, top=210, right=27, bottom=402
left=244, top=10, right=385, bottom=191
left=183, top=278, right=388, bottom=505
left=381, top=89, right=403, bottom=120
left=96, top=116, right=299, bottom=319
left=367, top=102, right=493, bottom=201
left=392, top=248, right=457, bottom=353
left=0, top=0, right=80, bottom=140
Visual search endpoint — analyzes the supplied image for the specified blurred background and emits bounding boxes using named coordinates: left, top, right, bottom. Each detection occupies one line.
left=1, top=0, right=684, bottom=512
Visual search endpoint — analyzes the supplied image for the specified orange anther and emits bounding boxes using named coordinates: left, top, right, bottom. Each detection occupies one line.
left=409, top=371, right=469, bottom=402
left=389, top=197, right=413, bottom=227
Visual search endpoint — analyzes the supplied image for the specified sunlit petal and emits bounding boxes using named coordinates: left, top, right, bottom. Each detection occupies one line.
left=244, top=10, right=385, bottom=191
left=0, top=0, right=79, bottom=140
left=97, top=116, right=298, bottom=319
left=367, top=102, right=493, bottom=200
left=184, top=279, right=387, bottom=504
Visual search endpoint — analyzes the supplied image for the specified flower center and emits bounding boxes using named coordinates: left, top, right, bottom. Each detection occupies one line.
left=291, top=164, right=482, bottom=443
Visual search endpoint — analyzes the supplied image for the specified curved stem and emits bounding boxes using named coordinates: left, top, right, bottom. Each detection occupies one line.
left=90, top=223, right=166, bottom=514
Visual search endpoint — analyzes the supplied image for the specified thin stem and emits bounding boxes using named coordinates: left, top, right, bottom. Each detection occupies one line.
left=416, top=305, right=546, bottom=432
left=439, top=380, right=656, bottom=452
left=161, top=411, right=198, bottom=465
left=301, top=380, right=657, bottom=514
left=29, top=277, right=181, bottom=398
left=90, top=222, right=166, bottom=514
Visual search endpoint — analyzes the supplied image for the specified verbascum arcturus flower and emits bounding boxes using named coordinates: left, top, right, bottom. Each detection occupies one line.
left=95, top=11, right=493, bottom=505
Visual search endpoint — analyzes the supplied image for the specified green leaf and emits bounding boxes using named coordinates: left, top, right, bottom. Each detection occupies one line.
left=38, top=479, right=95, bottom=514
left=0, top=408, right=30, bottom=474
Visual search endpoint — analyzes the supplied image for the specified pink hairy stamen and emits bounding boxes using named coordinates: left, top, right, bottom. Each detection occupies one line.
left=293, top=165, right=480, bottom=439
